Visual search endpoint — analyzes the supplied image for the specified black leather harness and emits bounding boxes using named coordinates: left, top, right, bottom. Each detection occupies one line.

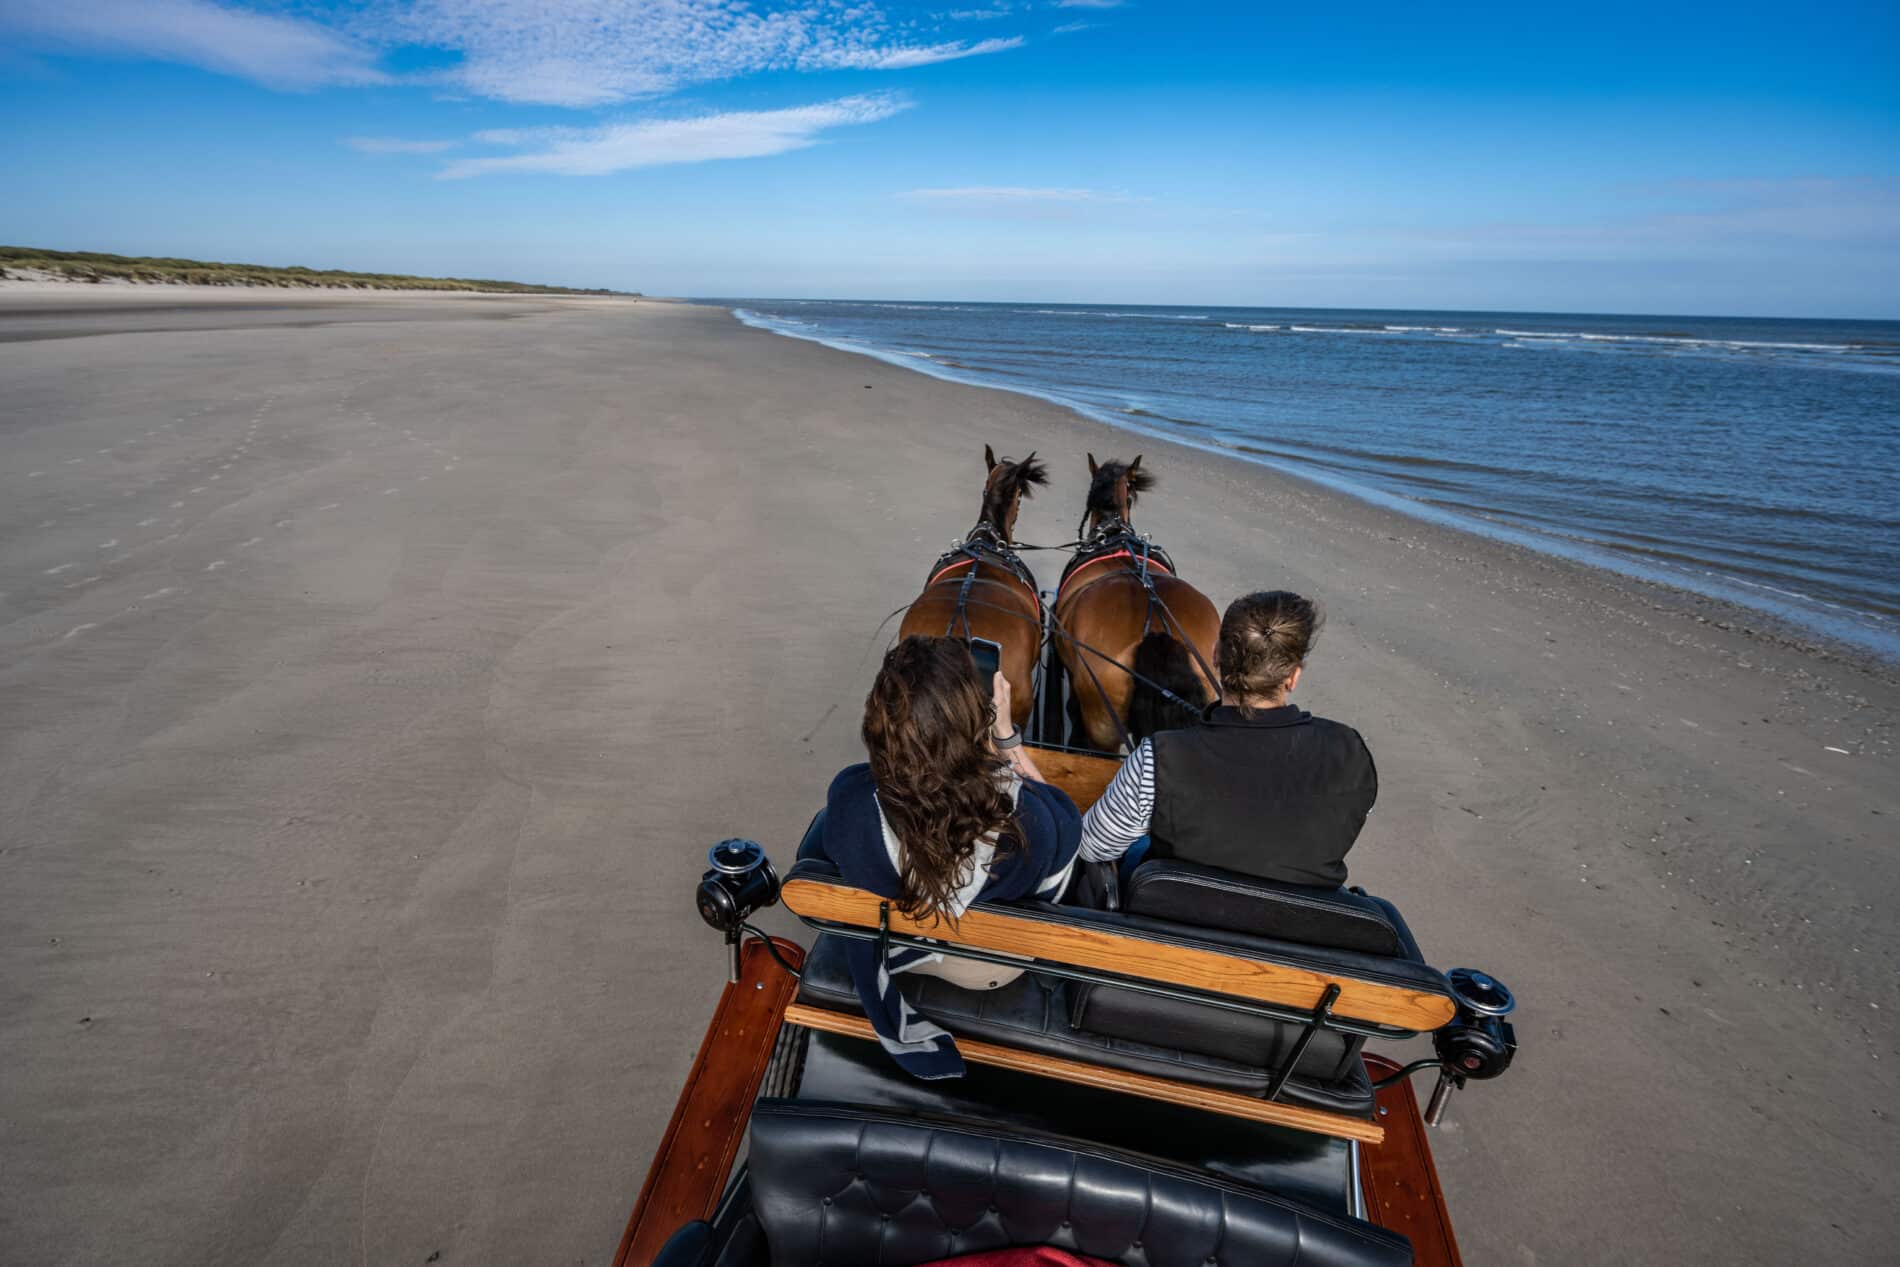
left=923, top=523, right=1040, bottom=639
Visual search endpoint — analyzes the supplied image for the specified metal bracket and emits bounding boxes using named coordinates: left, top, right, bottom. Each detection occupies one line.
left=1263, top=983, right=1342, bottom=1102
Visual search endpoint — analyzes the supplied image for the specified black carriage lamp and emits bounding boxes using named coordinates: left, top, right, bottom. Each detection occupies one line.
left=696, top=839, right=785, bottom=982
left=1425, top=967, right=1518, bottom=1125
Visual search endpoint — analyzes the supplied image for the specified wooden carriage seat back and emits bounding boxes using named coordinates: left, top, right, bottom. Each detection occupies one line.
left=777, top=875, right=1458, bottom=1034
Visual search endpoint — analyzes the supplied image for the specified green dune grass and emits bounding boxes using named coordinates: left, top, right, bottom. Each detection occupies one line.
left=0, top=246, right=632, bottom=296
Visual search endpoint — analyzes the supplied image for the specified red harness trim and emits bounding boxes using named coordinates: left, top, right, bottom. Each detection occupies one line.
left=927, top=556, right=1038, bottom=602
left=1056, top=549, right=1173, bottom=602
left=927, top=557, right=978, bottom=587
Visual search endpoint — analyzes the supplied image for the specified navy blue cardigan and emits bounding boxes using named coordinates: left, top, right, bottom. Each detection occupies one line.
left=819, top=763, right=1081, bottom=1078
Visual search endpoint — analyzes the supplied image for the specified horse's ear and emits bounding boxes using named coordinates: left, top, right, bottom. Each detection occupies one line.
left=1130, top=454, right=1143, bottom=471
left=984, top=444, right=997, bottom=472
left=1087, top=453, right=1099, bottom=476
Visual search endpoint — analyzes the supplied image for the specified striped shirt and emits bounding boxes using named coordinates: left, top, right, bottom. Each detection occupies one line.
left=1079, top=739, right=1155, bottom=862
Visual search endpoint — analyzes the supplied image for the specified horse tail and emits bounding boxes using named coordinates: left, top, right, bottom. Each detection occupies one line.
left=1129, top=632, right=1211, bottom=741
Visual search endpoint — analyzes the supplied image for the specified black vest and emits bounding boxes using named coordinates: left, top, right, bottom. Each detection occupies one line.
left=1149, top=705, right=1378, bottom=887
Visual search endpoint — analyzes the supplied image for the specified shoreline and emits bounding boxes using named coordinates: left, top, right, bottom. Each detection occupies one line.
left=2, top=292, right=1895, bottom=1266
left=715, top=301, right=1900, bottom=683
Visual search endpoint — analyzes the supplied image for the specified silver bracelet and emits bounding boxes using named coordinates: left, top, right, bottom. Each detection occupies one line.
left=994, top=729, right=1024, bottom=750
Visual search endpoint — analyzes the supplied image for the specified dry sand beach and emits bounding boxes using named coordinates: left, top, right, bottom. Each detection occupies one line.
left=2, top=291, right=1895, bottom=1266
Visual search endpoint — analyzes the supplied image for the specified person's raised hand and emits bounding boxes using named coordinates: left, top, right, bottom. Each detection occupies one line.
left=991, top=671, right=1014, bottom=738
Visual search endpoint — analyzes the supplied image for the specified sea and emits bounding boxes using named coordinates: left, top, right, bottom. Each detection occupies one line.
left=720, top=300, right=1900, bottom=660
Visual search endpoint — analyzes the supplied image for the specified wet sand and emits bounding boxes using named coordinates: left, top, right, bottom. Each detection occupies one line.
left=1, top=292, right=1894, bottom=1265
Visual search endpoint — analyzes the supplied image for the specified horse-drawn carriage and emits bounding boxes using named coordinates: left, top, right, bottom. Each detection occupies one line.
left=609, top=451, right=1520, bottom=1267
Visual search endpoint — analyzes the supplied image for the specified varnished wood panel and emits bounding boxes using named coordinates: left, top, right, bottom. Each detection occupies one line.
left=612, top=937, right=805, bottom=1267
left=779, top=877, right=1456, bottom=1032
left=1358, top=1054, right=1464, bottom=1266
left=784, top=1002, right=1384, bottom=1144
left=1026, top=745, right=1120, bottom=812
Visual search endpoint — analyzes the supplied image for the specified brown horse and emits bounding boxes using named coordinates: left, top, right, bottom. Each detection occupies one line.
left=1053, top=455, right=1220, bottom=752
left=897, top=446, right=1049, bottom=730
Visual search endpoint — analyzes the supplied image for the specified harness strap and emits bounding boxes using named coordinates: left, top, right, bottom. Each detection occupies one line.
left=947, top=558, right=981, bottom=639
left=1069, top=632, right=1136, bottom=753
left=1055, top=548, right=1174, bottom=603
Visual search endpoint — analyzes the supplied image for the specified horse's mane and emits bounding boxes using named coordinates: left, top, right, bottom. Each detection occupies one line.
left=1085, top=459, right=1156, bottom=519
left=983, top=453, right=1049, bottom=522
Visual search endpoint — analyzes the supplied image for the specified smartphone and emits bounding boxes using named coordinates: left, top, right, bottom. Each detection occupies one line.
left=967, top=636, right=1002, bottom=682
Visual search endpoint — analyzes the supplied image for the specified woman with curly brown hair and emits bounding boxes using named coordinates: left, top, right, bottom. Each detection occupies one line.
left=819, top=635, right=1082, bottom=1078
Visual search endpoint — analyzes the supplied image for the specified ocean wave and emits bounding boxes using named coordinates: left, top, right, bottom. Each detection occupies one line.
left=1022, top=308, right=1210, bottom=321
left=1224, top=322, right=1283, bottom=331
left=1495, top=328, right=1851, bottom=353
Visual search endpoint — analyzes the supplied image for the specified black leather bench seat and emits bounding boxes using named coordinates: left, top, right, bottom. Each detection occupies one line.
left=746, top=1101, right=1411, bottom=1267
left=797, top=933, right=1378, bottom=1117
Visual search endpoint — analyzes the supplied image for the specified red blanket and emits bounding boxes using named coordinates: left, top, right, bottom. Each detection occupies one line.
left=922, top=1250, right=1118, bottom=1267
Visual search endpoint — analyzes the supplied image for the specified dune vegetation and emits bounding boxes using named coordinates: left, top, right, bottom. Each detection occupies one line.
left=0, top=246, right=631, bottom=296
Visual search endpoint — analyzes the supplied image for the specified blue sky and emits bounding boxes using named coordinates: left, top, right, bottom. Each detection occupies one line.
left=3, top=1, right=1897, bottom=315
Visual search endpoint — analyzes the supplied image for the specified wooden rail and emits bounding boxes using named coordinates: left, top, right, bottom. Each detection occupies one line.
left=779, top=877, right=1456, bottom=1032
left=785, top=1003, right=1384, bottom=1144
left=1360, top=1054, right=1463, bottom=1265
left=612, top=938, right=805, bottom=1267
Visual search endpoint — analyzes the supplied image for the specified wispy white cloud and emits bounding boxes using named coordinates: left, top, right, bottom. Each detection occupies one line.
left=947, top=6, right=1015, bottom=19
left=1052, top=22, right=1097, bottom=34
left=442, top=93, right=911, bottom=178
left=1, top=0, right=384, bottom=89
left=344, top=136, right=459, bottom=154
left=388, top=0, right=1025, bottom=107
left=2, top=1, right=1026, bottom=108
left=809, top=36, right=1023, bottom=71
left=1052, top=0, right=1126, bottom=8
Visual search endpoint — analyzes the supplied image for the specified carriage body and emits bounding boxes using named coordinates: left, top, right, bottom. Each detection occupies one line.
left=612, top=747, right=1504, bottom=1267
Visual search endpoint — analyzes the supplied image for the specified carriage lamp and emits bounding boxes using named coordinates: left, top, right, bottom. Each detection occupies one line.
left=696, top=839, right=783, bottom=982
left=1425, top=967, right=1518, bottom=1125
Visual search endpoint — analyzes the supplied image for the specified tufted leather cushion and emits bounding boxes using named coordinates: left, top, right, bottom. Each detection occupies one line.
left=797, top=935, right=1375, bottom=1115
left=748, top=1100, right=1411, bottom=1267
left=1121, top=862, right=1417, bottom=958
